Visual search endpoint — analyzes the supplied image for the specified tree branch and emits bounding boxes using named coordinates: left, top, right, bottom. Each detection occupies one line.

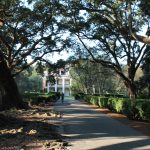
left=128, top=2, right=150, bottom=45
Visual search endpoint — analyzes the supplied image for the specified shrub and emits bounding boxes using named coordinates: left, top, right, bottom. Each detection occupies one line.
left=83, top=94, right=150, bottom=122
left=108, top=98, right=131, bottom=113
left=97, top=97, right=109, bottom=108
left=23, top=92, right=60, bottom=105
left=48, top=92, right=61, bottom=100
left=74, top=93, right=85, bottom=100
left=145, top=104, right=150, bottom=121
left=135, top=100, right=150, bottom=121
left=90, top=96, right=99, bottom=105
left=84, top=94, right=92, bottom=103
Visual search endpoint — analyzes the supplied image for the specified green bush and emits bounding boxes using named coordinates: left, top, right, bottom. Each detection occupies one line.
left=97, top=97, right=109, bottom=108
left=145, top=104, right=150, bottom=121
left=108, top=98, right=131, bottom=113
left=84, top=94, right=150, bottom=122
left=83, top=94, right=92, bottom=103
left=84, top=95, right=108, bottom=107
left=99, top=93, right=127, bottom=98
left=74, top=93, right=85, bottom=100
left=48, top=92, right=61, bottom=100
left=23, top=91, right=60, bottom=105
left=90, top=96, right=99, bottom=105
left=135, top=100, right=150, bottom=121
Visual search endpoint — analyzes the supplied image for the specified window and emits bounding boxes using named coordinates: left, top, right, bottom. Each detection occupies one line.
left=61, top=70, right=65, bottom=75
left=65, top=79, right=70, bottom=85
left=58, top=79, right=62, bottom=85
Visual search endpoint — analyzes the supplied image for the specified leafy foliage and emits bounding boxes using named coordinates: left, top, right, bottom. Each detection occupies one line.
left=136, top=46, right=150, bottom=98
left=0, top=0, right=71, bottom=76
left=70, top=59, right=115, bottom=94
left=15, top=66, right=42, bottom=93
left=23, top=91, right=60, bottom=105
left=60, top=0, right=150, bottom=100
left=84, top=94, right=150, bottom=121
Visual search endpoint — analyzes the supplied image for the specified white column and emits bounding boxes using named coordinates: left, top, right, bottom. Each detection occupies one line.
left=93, top=85, right=95, bottom=94
left=85, top=88, right=87, bottom=94
left=42, top=76, right=46, bottom=91
left=55, top=79, right=57, bottom=92
left=70, top=78, right=72, bottom=96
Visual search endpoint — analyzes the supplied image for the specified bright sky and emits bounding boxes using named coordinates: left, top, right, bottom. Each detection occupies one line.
left=25, top=0, right=148, bottom=64
left=46, top=51, right=70, bottom=63
left=27, top=51, right=70, bottom=64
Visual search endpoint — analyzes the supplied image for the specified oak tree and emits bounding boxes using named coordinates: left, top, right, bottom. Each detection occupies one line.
left=61, top=0, right=150, bottom=104
left=0, top=0, right=70, bottom=109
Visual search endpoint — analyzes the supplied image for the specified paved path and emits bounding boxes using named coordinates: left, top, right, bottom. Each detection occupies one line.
left=54, top=97, right=150, bottom=150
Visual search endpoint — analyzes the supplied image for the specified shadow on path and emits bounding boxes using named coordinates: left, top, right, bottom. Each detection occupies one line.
left=54, top=97, right=150, bottom=150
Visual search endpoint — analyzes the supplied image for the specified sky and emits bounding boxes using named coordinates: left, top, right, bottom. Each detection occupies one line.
left=46, top=51, right=70, bottom=63
left=27, top=50, right=70, bottom=64
left=25, top=0, right=148, bottom=64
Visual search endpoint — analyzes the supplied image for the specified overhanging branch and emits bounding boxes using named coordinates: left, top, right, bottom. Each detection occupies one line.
left=128, top=2, right=150, bottom=45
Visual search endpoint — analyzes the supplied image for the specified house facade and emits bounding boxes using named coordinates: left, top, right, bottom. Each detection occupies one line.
left=42, top=66, right=72, bottom=96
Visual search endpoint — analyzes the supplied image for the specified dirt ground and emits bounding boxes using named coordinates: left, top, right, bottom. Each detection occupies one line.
left=0, top=102, right=149, bottom=150
left=0, top=103, right=70, bottom=150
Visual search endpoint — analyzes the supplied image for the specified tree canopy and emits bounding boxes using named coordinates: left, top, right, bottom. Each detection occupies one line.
left=0, top=0, right=150, bottom=109
left=59, top=0, right=150, bottom=102
left=70, top=59, right=115, bottom=94
left=0, top=0, right=70, bottom=109
left=0, top=0, right=70, bottom=76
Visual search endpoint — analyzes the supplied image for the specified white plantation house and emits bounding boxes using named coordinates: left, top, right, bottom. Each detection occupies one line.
left=42, top=66, right=72, bottom=96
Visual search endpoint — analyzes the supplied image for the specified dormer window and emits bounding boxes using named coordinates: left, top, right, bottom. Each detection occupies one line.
left=61, top=70, right=65, bottom=75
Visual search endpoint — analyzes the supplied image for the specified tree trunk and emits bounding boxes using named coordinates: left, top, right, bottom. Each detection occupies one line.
left=0, top=59, right=27, bottom=110
left=0, top=87, right=2, bottom=109
left=124, top=81, right=137, bottom=105
left=128, top=85, right=136, bottom=105
left=0, top=83, right=5, bottom=109
left=123, top=80, right=137, bottom=119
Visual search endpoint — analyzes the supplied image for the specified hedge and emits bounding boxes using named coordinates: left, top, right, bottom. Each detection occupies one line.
left=23, top=92, right=60, bottom=104
left=97, top=97, right=109, bottom=108
left=83, top=94, right=150, bottom=122
left=108, top=98, right=131, bottom=113
left=135, top=100, right=150, bottom=121
left=74, top=93, right=85, bottom=100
